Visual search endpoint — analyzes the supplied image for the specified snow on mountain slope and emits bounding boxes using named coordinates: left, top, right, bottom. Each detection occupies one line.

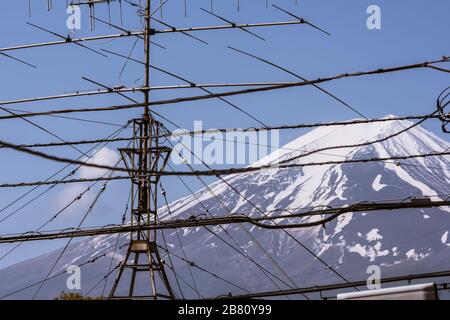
left=0, top=116, right=449, bottom=299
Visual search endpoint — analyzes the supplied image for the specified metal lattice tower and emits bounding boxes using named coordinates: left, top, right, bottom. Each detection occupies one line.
left=109, top=119, right=174, bottom=299
left=108, top=0, right=174, bottom=300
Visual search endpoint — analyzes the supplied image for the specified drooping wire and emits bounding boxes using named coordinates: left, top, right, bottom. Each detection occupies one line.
left=0, top=121, right=131, bottom=224
left=279, top=111, right=439, bottom=165
left=100, top=191, right=132, bottom=297
left=164, top=162, right=296, bottom=296
left=166, top=137, right=299, bottom=290
left=165, top=165, right=294, bottom=291
left=0, top=180, right=95, bottom=263
left=0, top=252, right=112, bottom=299
left=228, top=46, right=367, bottom=120
left=31, top=160, right=122, bottom=299
left=159, top=117, right=355, bottom=291
left=160, top=182, right=200, bottom=298
left=156, top=243, right=251, bottom=294
left=159, top=224, right=186, bottom=299
left=4, top=107, right=125, bottom=127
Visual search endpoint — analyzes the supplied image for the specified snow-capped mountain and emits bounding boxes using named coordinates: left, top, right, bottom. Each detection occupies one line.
left=1, top=116, right=450, bottom=299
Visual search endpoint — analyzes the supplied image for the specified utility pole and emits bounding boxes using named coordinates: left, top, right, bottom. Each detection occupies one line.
left=109, top=0, right=174, bottom=300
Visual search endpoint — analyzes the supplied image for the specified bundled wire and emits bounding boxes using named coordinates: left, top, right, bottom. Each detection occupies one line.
left=437, top=86, right=450, bottom=133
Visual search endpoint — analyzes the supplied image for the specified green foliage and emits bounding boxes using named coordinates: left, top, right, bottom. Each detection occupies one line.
left=54, top=292, right=104, bottom=300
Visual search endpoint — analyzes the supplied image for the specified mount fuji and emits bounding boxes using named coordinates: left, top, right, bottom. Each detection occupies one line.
left=1, top=116, right=449, bottom=300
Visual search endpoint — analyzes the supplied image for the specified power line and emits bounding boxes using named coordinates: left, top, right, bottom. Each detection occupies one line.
left=160, top=183, right=201, bottom=298
left=156, top=243, right=251, bottom=294
left=99, top=193, right=131, bottom=297
left=0, top=181, right=95, bottom=262
left=0, top=101, right=146, bottom=120
left=165, top=163, right=295, bottom=294
left=152, top=111, right=450, bottom=173
left=0, top=176, right=130, bottom=188
left=3, top=195, right=449, bottom=299
left=0, top=121, right=130, bottom=224
left=0, top=137, right=135, bottom=149
left=220, top=269, right=450, bottom=299
left=278, top=111, right=439, bottom=165
left=164, top=128, right=302, bottom=291
left=86, top=263, right=122, bottom=298
left=102, top=48, right=268, bottom=126
left=3, top=199, right=448, bottom=243
left=3, top=110, right=436, bottom=137
left=0, top=56, right=445, bottom=121
left=0, top=252, right=113, bottom=299
left=0, top=151, right=447, bottom=188
left=2, top=114, right=440, bottom=153
left=161, top=120, right=310, bottom=293
left=159, top=225, right=186, bottom=299
left=165, top=127, right=355, bottom=289
left=3, top=107, right=126, bottom=127
left=289, top=206, right=450, bottom=283
left=154, top=151, right=450, bottom=177
left=0, top=137, right=134, bottom=173
left=0, top=106, right=90, bottom=158
left=142, top=56, right=449, bottom=107
left=2, top=190, right=443, bottom=243
left=31, top=165, right=118, bottom=299
left=156, top=110, right=447, bottom=289
left=228, top=46, right=367, bottom=119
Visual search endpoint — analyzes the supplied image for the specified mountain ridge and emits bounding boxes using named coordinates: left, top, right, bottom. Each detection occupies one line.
left=0, top=116, right=449, bottom=299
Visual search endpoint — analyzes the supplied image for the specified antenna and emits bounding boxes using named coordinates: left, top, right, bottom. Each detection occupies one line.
left=107, top=0, right=175, bottom=299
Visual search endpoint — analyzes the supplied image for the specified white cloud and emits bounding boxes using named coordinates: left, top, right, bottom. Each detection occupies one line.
left=51, top=147, right=121, bottom=217
left=78, top=147, right=121, bottom=179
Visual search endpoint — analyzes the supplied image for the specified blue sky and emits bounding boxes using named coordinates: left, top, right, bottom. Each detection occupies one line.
left=0, top=0, right=449, bottom=267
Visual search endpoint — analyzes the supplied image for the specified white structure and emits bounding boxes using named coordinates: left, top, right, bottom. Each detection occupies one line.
left=337, top=283, right=437, bottom=300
